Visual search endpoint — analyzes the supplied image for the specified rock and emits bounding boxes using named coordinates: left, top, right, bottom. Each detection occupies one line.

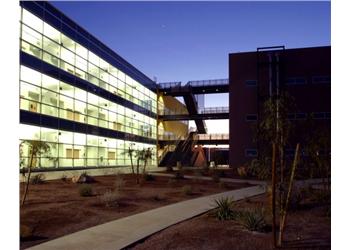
left=71, top=175, right=80, bottom=183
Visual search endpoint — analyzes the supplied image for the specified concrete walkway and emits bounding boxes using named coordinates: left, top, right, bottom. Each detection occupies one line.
left=152, top=172, right=266, bottom=185
left=27, top=185, right=266, bottom=250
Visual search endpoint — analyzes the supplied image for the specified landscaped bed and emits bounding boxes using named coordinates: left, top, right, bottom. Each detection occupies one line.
left=20, top=173, right=250, bottom=249
left=129, top=192, right=331, bottom=250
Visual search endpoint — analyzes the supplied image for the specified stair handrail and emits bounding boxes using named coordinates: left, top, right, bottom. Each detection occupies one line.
left=158, top=135, right=183, bottom=164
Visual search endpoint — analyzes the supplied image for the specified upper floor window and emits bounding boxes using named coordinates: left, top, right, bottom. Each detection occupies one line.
left=288, top=113, right=307, bottom=120
left=312, top=76, right=331, bottom=84
left=246, top=114, right=257, bottom=121
left=245, top=149, right=258, bottom=157
left=286, top=77, right=306, bottom=85
left=312, top=112, right=331, bottom=120
left=43, top=22, right=60, bottom=44
left=245, top=80, right=257, bottom=87
left=22, top=9, right=43, bottom=33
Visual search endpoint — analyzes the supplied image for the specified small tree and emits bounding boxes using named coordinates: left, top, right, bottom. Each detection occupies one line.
left=122, top=146, right=135, bottom=175
left=125, top=147, right=153, bottom=184
left=20, top=140, right=50, bottom=206
left=142, top=148, right=153, bottom=174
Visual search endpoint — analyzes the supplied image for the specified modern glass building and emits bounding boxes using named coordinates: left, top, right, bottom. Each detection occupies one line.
left=19, top=1, right=158, bottom=171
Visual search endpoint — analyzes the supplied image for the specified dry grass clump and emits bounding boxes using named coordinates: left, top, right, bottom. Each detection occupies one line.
left=100, top=189, right=120, bottom=207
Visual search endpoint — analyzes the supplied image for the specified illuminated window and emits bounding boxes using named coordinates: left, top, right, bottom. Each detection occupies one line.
left=76, top=43, right=88, bottom=59
left=61, top=34, right=75, bottom=52
left=22, top=9, right=43, bottom=33
left=43, top=52, right=60, bottom=67
left=22, top=25, right=42, bottom=48
left=43, top=22, right=60, bottom=43
left=61, top=47, right=75, bottom=65
left=21, top=65, right=41, bottom=86
left=43, top=37, right=60, bottom=57
left=88, top=51, right=99, bottom=66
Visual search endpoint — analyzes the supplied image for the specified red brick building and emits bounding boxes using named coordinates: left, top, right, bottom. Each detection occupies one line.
left=229, top=46, right=331, bottom=167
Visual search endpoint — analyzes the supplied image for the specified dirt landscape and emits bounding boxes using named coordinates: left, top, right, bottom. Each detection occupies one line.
left=130, top=193, right=331, bottom=250
left=20, top=173, right=250, bottom=249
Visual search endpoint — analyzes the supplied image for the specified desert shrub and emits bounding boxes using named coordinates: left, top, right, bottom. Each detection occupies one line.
left=100, top=189, right=119, bottom=207
left=182, top=185, right=193, bottom=195
left=30, top=174, right=45, bottom=184
left=238, top=207, right=268, bottom=232
left=143, top=173, right=155, bottom=181
left=114, top=174, right=126, bottom=191
left=79, top=184, right=93, bottom=197
left=247, top=158, right=271, bottom=180
left=213, top=197, right=235, bottom=220
left=80, top=171, right=95, bottom=183
left=237, top=166, right=247, bottom=177
left=173, top=171, right=185, bottom=180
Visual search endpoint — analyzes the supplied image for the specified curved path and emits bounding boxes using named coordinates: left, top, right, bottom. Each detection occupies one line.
left=27, top=185, right=266, bottom=250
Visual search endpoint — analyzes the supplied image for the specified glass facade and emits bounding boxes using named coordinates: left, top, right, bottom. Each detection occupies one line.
left=19, top=6, right=157, bottom=170
left=20, top=8, right=157, bottom=113
left=19, top=124, right=156, bottom=169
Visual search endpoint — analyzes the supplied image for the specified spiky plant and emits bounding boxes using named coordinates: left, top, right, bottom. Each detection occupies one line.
left=238, top=207, right=267, bottom=232
left=213, top=197, right=235, bottom=220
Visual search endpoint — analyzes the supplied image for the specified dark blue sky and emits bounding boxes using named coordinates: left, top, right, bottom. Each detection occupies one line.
left=51, top=1, right=330, bottom=133
left=51, top=1, right=330, bottom=85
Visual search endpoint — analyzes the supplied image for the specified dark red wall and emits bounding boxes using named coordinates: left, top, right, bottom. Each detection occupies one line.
left=229, top=46, right=331, bottom=168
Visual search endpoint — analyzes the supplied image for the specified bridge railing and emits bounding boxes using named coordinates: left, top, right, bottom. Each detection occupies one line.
left=187, top=79, right=229, bottom=87
left=198, top=106, right=229, bottom=114
left=159, top=133, right=229, bottom=141
left=158, top=82, right=182, bottom=89
left=197, top=133, right=229, bottom=140
left=158, top=106, right=229, bottom=116
left=158, top=79, right=229, bottom=90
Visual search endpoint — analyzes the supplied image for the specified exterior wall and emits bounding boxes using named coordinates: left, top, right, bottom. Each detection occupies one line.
left=19, top=2, right=158, bottom=172
left=20, top=166, right=164, bottom=182
left=158, top=94, right=189, bottom=138
left=229, top=46, right=331, bottom=168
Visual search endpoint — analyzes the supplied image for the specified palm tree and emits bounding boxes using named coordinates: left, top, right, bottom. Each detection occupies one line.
left=142, top=148, right=153, bottom=174
left=20, top=140, right=50, bottom=206
left=122, top=146, right=135, bottom=175
left=134, top=149, right=146, bottom=184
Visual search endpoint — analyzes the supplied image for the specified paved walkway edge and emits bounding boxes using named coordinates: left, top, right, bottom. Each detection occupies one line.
left=151, top=172, right=266, bottom=185
left=27, top=185, right=266, bottom=250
